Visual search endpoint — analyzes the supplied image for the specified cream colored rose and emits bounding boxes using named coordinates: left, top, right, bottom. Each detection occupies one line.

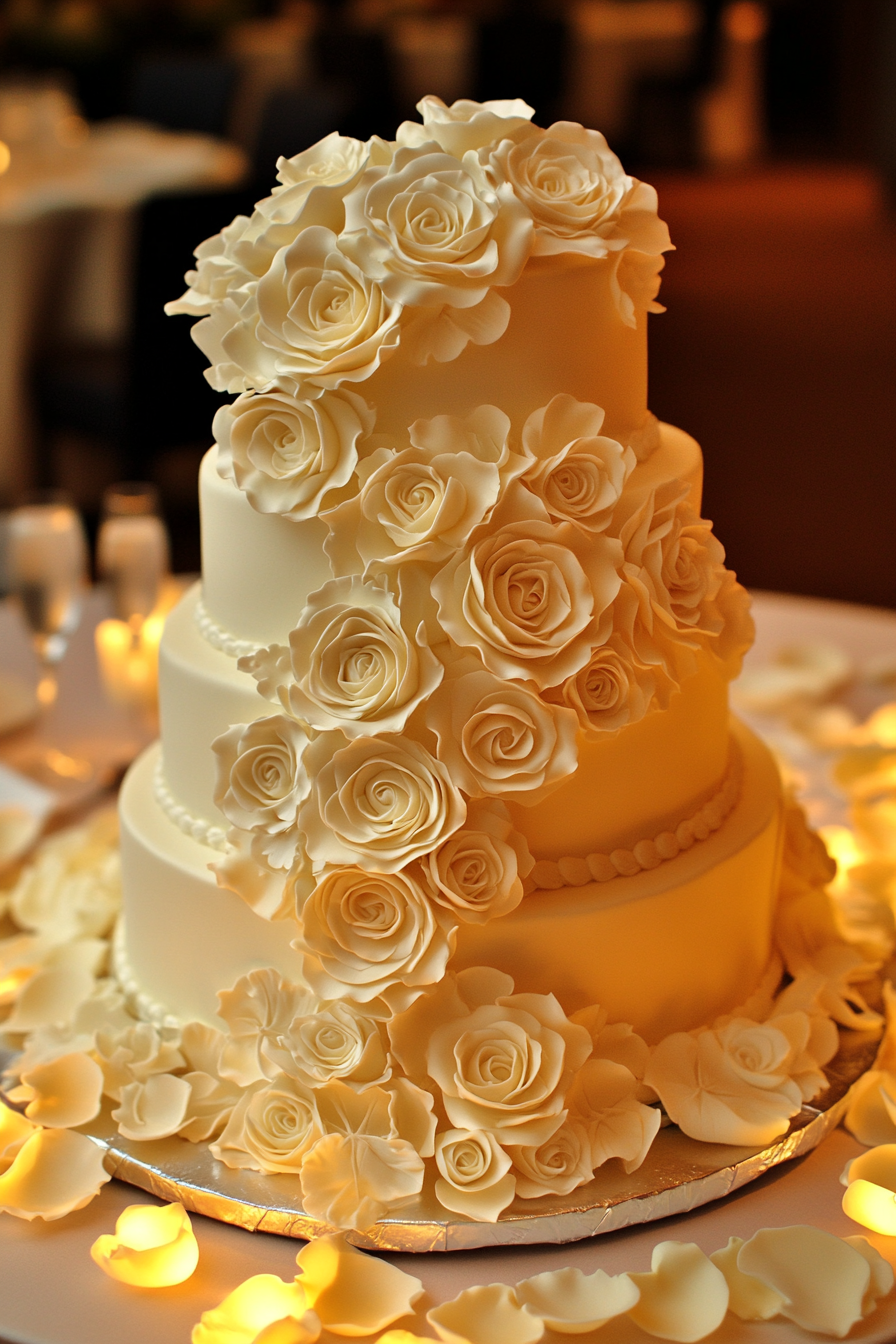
left=341, top=146, right=532, bottom=310
left=214, top=388, right=372, bottom=520
left=434, top=1128, right=516, bottom=1221
left=296, top=865, right=456, bottom=1011
left=409, top=404, right=519, bottom=480
left=427, top=666, right=579, bottom=803
left=426, top=799, right=533, bottom=924
left=644, top=1016, right=814, bottom=1146
left=551, top=632, right=659, bottom=737
left=263, top=1001, right=391, bottom=1091
left=324, top=443, right=503, bottom=575
left=263, top=132, right=392, bottom=224
left=487, top=122, right=671, bottom=267
left=613, top=480, right=733, bottom=680
left=300, top=732, right=466, bottom=872
left=212, top=716, right=310, bottom=868
left=211, top=1073, right=323, bottom=1174
left=92, top=1022, right=185, bottom=1102
left=520, top=395, right=633, bottom=531
left=222, top=226, right=402, bottom=396
left=254, top=575, right=443, bottom=736
left=398, top=95, right=536, bottom=156
left=433, top=503, right=622, bottom=690
left=426, top=987, right=592, bottom=1145
left=217, top=967, right=318, bottom=1087
left=212, top=825, right=313, bottom=921
left=510, top=1118, right=594, bottom=1198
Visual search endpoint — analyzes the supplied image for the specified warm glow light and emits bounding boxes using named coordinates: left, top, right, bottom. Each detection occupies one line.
left=191, top=1275, right=320, bottom=1344
left=842, top=1178, right=896, bottom=1236
left=0, top=967, right=35, bottom=1005
left=0, top=141, right=9, bottom=174
left=818, top=824, right=865, bottom=888
left=94, top=579, right=179, bottom=713
left=90, top=1201, right=199, bottom=1286
left=724, top=1, right=768, bottom=42
left=862, top=704, right=896, bottom=749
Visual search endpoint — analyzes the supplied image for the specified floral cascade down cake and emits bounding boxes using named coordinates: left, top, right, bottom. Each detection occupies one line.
left=84, top=97, right=882, bottom=1234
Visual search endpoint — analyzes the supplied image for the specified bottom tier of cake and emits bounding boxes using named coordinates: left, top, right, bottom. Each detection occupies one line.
left=117, top=717, right=783, bottom=1041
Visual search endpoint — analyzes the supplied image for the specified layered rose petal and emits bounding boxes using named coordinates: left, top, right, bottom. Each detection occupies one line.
left=434, top=1128, right=516, bottom=1222
left=433, top=509, right=621, bottom=690
left=427, top=1283, right=542, bottom=1344
left=217, top=968, right=318, bottom=1086
left=222, top=227, right=402, bottom=395
left=192, top=1275, right=320, bottom=1344
left=296, top=865, right=455, bottom=1010
left=276, top=576, right=443, bottom=735
left=93, top=1021, right=185, bottom=1101
left=519, top=394, right=633, bottom=531
left=300, top=1131, right=424, bottom=1232
left=627, top=1242, right=729, bottom=1343
left=425, top=800, right=532, bottom=924
left=341, top=145, right=532, bottom=311
left=398, top=96, right=536, bottom=156
left=112, top=1073, right=193, bottom=1141
left=213, top=716, right=311, bottom=852
left=517, top=1265, right=640, bottom=1332
left=211, top=1074, right=323, bottom=1175
left=300, top=733, right=466, bottom=873
left=263, top=1001, right=391, bottom=1091
left=550, top=630, right=662, bottom=736
left=427, top=666, right=578, bottom=804
left=510, top=1118, right=595, bottom=1198
left=7, top=1050, right=103, bottom=1128
left=214, top=388, right=373, bottom=520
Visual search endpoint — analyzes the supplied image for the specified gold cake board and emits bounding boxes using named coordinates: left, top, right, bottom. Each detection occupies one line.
left=73, top=1026, right=878, bottom=1254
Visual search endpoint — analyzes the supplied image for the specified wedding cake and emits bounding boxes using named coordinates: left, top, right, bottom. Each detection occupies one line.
left=109, top=98, right=864, bottom=1232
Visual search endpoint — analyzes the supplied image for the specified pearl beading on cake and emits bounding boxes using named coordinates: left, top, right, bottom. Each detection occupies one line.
left=153, top=757, right=229, bottom=851
left=528, top=740, right=743, bottom=891
left=111, top=918, right=182, bottom=1031
left=193, top=596, right=263, bottom=660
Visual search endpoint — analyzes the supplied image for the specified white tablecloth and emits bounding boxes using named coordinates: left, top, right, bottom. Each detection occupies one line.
left=0, top=591, right=895, bottom=1344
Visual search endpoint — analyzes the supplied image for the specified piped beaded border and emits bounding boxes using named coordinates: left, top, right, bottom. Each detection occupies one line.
left=153, top=757, right=229, bottom=852
left=193, top=596, right=263, bottom=661
left=528, top=740, right=743, bottom=891
left=111, top=918, right=181, bottom=1032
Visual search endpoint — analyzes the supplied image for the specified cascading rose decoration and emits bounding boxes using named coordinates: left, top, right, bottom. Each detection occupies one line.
left=118, top=94, right=785, bottom=1234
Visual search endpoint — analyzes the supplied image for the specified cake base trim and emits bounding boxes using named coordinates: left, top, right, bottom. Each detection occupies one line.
left=74, top=1020, right=881, bottom=1252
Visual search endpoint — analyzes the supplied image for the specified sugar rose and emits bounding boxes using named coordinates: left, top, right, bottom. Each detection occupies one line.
left=511, top=1117, right=595, bottom=1198
left=520, top=395, right=633, bottom=531
left=433, top=503, right=622, bottom=690
left=211, top=1074, right=323, bottom=1174
left=264, top=576, right=444, bottom=737
left=427, top=666, right=578, bottom=803
left=426, top=987, right=592, bottom=1145
left=263, top=1001, right=390, bottom=1091
left=644, top=1015, right=815, bottom=1147
left=341, top=145, right=532, bottom=311
left=487, top=121, right=671, bottom=264
left=552, top=632, right=659, bottom=737
left=426, top=799, right=533, bottom=924
left=296, top=865, right=456, bottom=1011
left=398, top=95, right=536, bottom=156
left=434, top=1128, right=516, bottom=1222
left=222, top=226, right=402, bottom=396
left=214, top=387, right=373, bottom=520
left=325, top=442, right=503, bottom=575
left=300, top=732, right=466, bottom=872
left=212, top=716, right=310, bottom=869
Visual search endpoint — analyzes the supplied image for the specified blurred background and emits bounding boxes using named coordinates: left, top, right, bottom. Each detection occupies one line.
left=0, top=0, right=893, bottom=606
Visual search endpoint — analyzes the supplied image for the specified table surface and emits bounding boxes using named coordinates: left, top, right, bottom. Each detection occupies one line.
left=0, top=590, right=895, bottom=1344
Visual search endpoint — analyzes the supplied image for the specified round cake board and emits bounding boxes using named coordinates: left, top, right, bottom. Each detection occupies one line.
left=64, top=1024, right=879, bottom=1253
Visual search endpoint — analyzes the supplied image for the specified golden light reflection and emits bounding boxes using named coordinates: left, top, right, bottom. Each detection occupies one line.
left=94, top=579, right=179, bottom=714
left=0, top=967, right=35, bottom=1005
left=819, top=825, right=866, bottom=889
left=842, top=1178, right=896, bottom=1236
left=90, top=1201, right=199, bottom=1287
left=0, top=141, right=9, bottom=175
left=191, top=1274, right=319, bottom=1344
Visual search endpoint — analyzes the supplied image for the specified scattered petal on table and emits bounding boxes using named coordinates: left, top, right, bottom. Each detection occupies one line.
left=842, top=1178, right=896, bottom=1235
left=0, top=1101, right=39, bottom=1168
left=112, top=1072, right=192, bottom=1140
left=841, top=1142, right=896, bottom=1191
left=627, top=1242, right=729, bottom=1342
left=842, top=1236, right=895, bottom=1316
left=709, top=1237, right=785, bottom=1321
left=516, top=1264, right=639, bottom=1332
left=0, top=1127, right=110, bottom=1220
left=192, top=1274, right=320, bottom=1344
left=427, top=1283, right=544, bottom=1344
left=6, top=1050, right=103, bottom=1127
left=295, top=1233, right=423, bottom=1337
left=843, top=1071, right=896, bottom=1147
left=737, top=1225, right=875, bottom=1338
left=90, top=1201, right=200, bottom=1286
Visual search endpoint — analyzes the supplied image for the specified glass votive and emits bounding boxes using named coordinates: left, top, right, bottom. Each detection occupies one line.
left=97, top=482, right=169, bottom=627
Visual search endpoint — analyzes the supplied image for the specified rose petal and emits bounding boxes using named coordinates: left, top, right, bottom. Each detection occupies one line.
left=516, top=1265, right=639, bottom=1332
left=843, top=1236, right=895, bottom=1316
left=842, top=1142, right=896, bottom=1193
left=0, top=1127, right=110, bottom=1220
left=0, top=1102, right=39, bottom=1169
left=627, top=1242, right=729, bottom=1342
left=112, top=1073, right=192, bottom=1141
left=300, top=1132, right=424, bottom=1232
left=7, top=1050, right=103, bottom=1127
left=427, top=1283, right=544, bottom=1344
left=191, top=1275, right=320, bottom=1344
left=844, top=1071, right=896, bottom=1146
left=295, top=1233, right=423, bottom=1337
left=709, top=1237, right=785, bottom=1321
left=737, top=1225, right=873, bottom=1338
left=842, top=1178, right=896, bottom=1235
left=91, top=1201, right=200, bottom=1286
